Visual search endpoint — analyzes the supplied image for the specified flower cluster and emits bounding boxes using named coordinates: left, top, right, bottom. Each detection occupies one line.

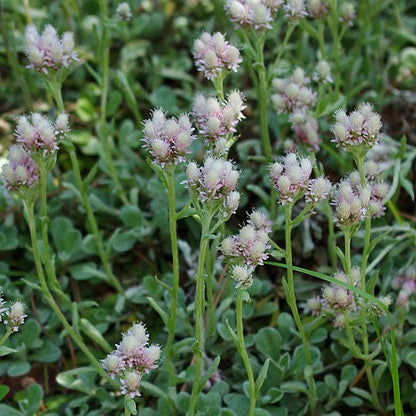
left=221, top=210, right=271, bottom=288
left=15, top=113, right=69, bottom=156
left=224, top=0, right=283, bottom=31
left=290, top=111, right=320, bottom=151
left=0, top=294, right=27, bottom=333
left=304, top=270, right=360, bottom=329
left=272, top=68, right=317, bottom=114
left=332, top=175, right=370, bottom=227
left=116, top=2, right=132, bottom=21
left=2, top=146, right=40, bottom=191
left=313, top=60, right=333, bottom=84
left=186, top=157, right=240, bottom=215
left=332, top=103, right=382, bottom=151
left=340, top=2, right=356, bottom=26
left=270, top=153, right=330, bottom=205
left=25, top=24, right=77, bottom=74
left=392, top=268, right=416, bottom=308
left=142, top=110, right=195, bottom=166
left=284, top=0, right=308, bottom=21
left=101, top=322, right=161, bottom=398
left=332, top=170, right=389, bottom=227
left=306, top=0, right=329, bottom=19
left=192, top=91, right=245, bottom=150
left=193, top=32, right=242, bottom=80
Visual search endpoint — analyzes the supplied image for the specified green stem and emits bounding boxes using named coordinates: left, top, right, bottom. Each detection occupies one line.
left=23, top=201, right=117, bottom=387
left=188, top=230, right=210, bottom=416
left=0, top=4, right=32, bottom=110
left=354, top=154, right=382, bottom=410
left=326, top=202, right=337, bottom=270
left=267, top=24, right=296, bottom=84
left=284, top=204, right=316, bottom=414
left=66, top=144, right=124, bottom=295
left=236, top=297, right=256, bottom=416
left=253, top=35, right=271, bottom=161
left=48, top=80, right=124, bottom=295
left=38, top=158, right=72, bottom=310
left=0, top=329, right=12, bottom=346
left=344, top=228, right=352, bottom=284
left=205, top=240, right=214, bottom=336
left=164, top=169, right=180, bottom=386
left=98, top=0, right=129, bottom=206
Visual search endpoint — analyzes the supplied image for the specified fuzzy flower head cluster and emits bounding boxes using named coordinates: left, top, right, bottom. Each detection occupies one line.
left=392, top=268, right=416, bottom=308
left=25, top=24, right=77, bottom=74
left=116, top=2, right=132, bottom=21
left=332, top=170, right=389, bottom=227
left=193, top=32, right=242, bottom=80
left=186, top=157, right=240, bottom=215
left=101, top=322, right=161, bottom=398
left=340, top=2, right=356, bottom=26
left=272, top=67, right=317, bottom=114
left=221, top=210, right=271, bottom=288
left=142, top=110, right=195, bottom=167
left=332, top=103, right=382, bottom=152
left=313, top=60, right=333, bottom=84
left=15, top=113, right=69, bottom=156
left=306, top=0, right=329, bottom=19
left=290, top=111, right=320, bottom=151
left=332, top=174, right=369, bottom=228
left=284, top=0, right=308, bottom=21
left=270, top=153, right=330, bottom=205
left=224, top=0, right=283, bottom=31
left=304, top=270, right=360, bottom=329
left=0, top=294, right=27, bottom=333
left=2, top=145, right=40, bottom=192
left=192, top=91, right=245, bottom=151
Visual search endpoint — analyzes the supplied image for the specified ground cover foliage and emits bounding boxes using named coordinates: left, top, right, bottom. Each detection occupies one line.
left=0, top=0, right=415, bottom=415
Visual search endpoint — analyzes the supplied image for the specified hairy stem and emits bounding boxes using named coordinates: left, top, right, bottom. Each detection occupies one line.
left=236, top=297, right=256, bottom=416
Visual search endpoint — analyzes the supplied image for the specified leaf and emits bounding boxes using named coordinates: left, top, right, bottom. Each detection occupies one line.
left=75, top=97, right=95, bottom=122
left=30, top=340, right=61, bottom=363
left=0, top=385, right=9, bottom=401
left=255, top=327, right=282, bottom=361
left=124, top=397, right=138, bottom=415
left=120, top=205, right=143, bottom=227
left=405, top=350, right=416, bottom=369
left=7, top=361, right=31, bottom=377
left=0, top=404, right=22, bottom=415
left=198, top=356, right=220, bottom=394
left=56, top=367, right=98, bottom=395
left=255, top=359, right=270, bottom=396
left=26, top=383, right=43, bottom=413
left=147, top=297, right=169, bottom=326
left=112, top=231, right=138, bottom=252
left=399, top=173, right=415, bottom=200
left=0, top=346, right=18, bottom=357
left=150, top=86, right=178, bottom=114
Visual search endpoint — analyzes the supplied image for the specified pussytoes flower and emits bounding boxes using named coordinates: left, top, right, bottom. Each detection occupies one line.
left=101, top=322, right=161, bottom=399
left=332, top=103, right=382, bottom=151
left=25, top=24, right=78, bottom=74
left=192, top=91, right=245, bottom=147
left=4, top=301, right=27, bottom=333
left=2, top=145, right=39, bottom=191
left=284, top=0, right=308, bottom=20
left=193, top=32, right=242, bottom=80
left=142, top=110, right=195, bottom=166
left=116, top=2, right=132, bottom=21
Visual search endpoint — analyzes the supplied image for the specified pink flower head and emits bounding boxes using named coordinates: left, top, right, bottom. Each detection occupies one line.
left=290, top=111, right=321, bottom=151
left=272, top=68, right=316, bottom=114
left=193, top=32, right=242, bottom=80
left=2, top=145, right=39, bottom=191
left=306, top=0, right=329, bottom=19
left=192, top=91, right=245, bottom=147
left=332, top=103, right=382, bottom=151
left=4, top=301, right=27, bottom=332
left=225, top=0, right=282, bottom=30
left=284, top=0, right=308, bottom=20
left=270, top=153, right=313, bottom=204
left=332, top=176, right=369, bottom=228
left=15, top=113, right=68, bottom=155
left=142, top=110, right=195, bottom=166
left=25, top=24, right=78, bottom=74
